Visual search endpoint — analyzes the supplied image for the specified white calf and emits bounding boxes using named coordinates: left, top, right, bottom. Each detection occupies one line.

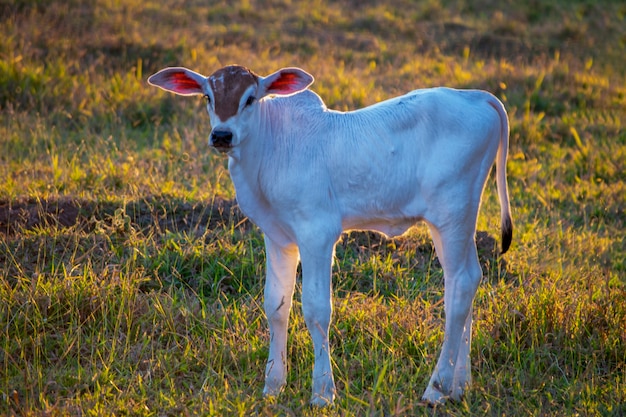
left=148, top=65, right=513, bottom=406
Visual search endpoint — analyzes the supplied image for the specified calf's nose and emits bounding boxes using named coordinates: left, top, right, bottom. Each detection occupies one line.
left=210, top=130, right=233, bottom=148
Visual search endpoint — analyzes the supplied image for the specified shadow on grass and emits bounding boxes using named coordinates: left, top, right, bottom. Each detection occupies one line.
left=0, top=196, right=247, bottom=237
left=0, top=196, right=513, bottom=289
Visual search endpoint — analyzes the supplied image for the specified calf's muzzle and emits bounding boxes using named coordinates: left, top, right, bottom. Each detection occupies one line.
left=210, top=130, right=233, bottom=150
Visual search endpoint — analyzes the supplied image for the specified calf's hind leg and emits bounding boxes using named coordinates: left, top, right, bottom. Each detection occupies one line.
left=452, top=306, right=474, bottom=393
left=422, top=224, right=482, bottom=404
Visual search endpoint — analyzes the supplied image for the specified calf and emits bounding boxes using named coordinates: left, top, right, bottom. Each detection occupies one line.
left=148, top=65, right=513, bottom=406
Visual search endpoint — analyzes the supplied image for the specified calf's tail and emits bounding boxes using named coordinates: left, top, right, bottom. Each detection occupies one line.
left=489, top=98, right=513, bottom=254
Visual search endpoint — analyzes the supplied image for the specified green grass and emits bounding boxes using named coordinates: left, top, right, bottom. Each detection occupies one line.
left=1, top=0, right=625, bottom=415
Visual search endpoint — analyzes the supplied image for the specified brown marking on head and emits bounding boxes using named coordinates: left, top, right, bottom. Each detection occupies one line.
left=208, top=65, right=259, bottom=121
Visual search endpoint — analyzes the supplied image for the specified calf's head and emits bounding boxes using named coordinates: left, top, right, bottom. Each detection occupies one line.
left=148, top=65, right=314, bottom=153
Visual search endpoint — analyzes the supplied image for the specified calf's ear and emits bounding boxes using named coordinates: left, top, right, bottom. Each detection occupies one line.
left=148, top=67, right=207, bottom=96
left=259, top=67, right=314, bottom=98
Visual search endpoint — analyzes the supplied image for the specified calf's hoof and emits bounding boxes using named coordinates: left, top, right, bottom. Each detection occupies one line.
left=421, top=384, right=448, bottom=406
left=310, top=393, right=335, bottom=407
left=421, top=381, right=467, bottom=406
left=262, top=381, right=285, bottom=399
left=310, top=378, right=336, bottom=407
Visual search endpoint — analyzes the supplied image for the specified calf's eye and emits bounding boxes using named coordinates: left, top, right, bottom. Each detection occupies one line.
left=204, top=94, right=211, bottom=104
left=245, top=96, right=256, bottom=107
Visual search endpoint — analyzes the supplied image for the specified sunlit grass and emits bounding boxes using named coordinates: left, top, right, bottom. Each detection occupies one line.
left=1, top=0, right=625, bottom=415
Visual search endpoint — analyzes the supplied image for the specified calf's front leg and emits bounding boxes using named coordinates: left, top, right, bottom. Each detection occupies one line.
left=262, top=237, right=299, bottom=397
left=299, top=236, right=337, bottom=406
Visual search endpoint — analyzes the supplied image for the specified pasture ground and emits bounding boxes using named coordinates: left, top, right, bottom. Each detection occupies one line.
left=1, top=0, right=625, bottom=415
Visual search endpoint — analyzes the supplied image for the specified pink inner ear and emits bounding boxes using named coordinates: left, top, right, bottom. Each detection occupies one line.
left=268, top=72, right=301, bottom=93
left=170, top=72, right=201, bottom=93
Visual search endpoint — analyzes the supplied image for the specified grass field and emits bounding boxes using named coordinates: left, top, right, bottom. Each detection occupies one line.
left=1, top=0, right=625, bottom=415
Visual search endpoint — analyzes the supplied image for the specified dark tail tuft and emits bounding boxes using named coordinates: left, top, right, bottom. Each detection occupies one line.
left=501, top=214, right=513, bottom=255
